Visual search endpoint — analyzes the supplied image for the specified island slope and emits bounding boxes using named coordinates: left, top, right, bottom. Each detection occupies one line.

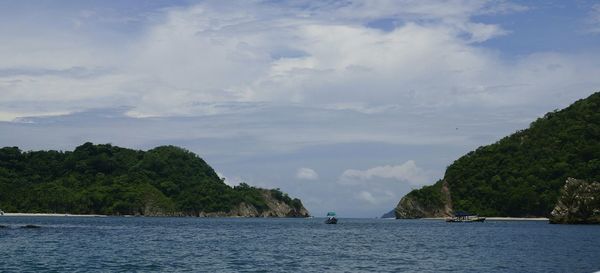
left=396, top=92, right=600, bottom=218
left=0, top=143, right=309, bottom=217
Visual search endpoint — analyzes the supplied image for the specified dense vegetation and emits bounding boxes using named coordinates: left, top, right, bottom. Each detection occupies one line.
left=404, top=92, right=600, bottom=217
left=0, top=143, right=303, bottom=215
left=403, top=180, right=445, bottom=211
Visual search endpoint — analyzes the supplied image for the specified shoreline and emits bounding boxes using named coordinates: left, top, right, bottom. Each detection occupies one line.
left=0, top=213, right=307, bottom=218
left=485, top=217, right=548, bottom=221
left=2, top=213, right=549, bottom=220
left=421, top=217, right=548, bottom=221
left=2, top=213, right=107, bottom=217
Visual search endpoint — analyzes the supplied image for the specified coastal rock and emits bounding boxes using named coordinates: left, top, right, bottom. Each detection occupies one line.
left=228, top=202, right=260, bottom=217
left=549, top=178, right=600, bottom=224
left=395, top=180, right=453, bottom=219
left=260, top=191, right=309, bottom=217
left=231, top=190, right=309, bottom=217
left=196, top=190, right=310, bottom=218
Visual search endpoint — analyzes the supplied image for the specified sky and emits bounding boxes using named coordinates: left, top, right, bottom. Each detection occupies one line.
left=1, top=0, right=600, bottom=217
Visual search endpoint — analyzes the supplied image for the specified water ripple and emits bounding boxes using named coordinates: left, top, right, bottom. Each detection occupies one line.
left=0, top=217, right=599, bottom=272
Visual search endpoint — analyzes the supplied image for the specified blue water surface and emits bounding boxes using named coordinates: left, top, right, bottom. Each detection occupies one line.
left=0, top=217, right=599, bottom=272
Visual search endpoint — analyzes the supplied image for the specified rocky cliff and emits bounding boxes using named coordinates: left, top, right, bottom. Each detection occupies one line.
left=222, top=190, right=310, bottom=217
left=131, top=189, right=309, bottom=217
left=549, top=178, right=600, bottom=224
left=395, top=180, right=452, bottom=218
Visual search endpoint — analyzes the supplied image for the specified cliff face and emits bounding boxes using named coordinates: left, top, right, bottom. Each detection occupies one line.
left=194, top=190, right=309, bottom=217
left=395, top=180, right=452, bottom=218
left=259, top=191, right=310, bottom=217
left=550, top=178, right=600, bottom=224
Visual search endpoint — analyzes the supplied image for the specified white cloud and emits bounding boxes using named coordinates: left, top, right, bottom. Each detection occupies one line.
left=2, top=1, right=599, bottom=162
left=340, top=160, right=430, bottom=185
left=296, top=167, right=319, bottom=180
left=114, top=0, right=597, bottom=118
left=358, top=191, right=377, bottom=204
left=356, top=190, right=397, bottom=205
left=4, top=0, right=596, bottom=121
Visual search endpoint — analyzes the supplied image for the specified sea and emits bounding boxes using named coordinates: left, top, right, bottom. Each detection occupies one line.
left=1, top=217, right=599, bottom=272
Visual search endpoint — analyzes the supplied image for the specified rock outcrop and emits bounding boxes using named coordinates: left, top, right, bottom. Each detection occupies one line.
left=549, top=178, right=600, bottom=224
left=196, top=190, right=310, bottom=218
left=395, top=180, right=453, bottom=218
left=259, top=191, right=310, bottom=217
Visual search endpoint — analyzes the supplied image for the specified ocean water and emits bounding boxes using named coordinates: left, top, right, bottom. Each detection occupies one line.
left=0, top=217, right=599, bottom=272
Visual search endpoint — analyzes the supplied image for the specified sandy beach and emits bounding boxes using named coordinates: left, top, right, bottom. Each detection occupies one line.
left=421, top=217, right=549, bottom=221
left=484, top=217, right=548, bottom=221
left=2, top=213, right=106, bottom=217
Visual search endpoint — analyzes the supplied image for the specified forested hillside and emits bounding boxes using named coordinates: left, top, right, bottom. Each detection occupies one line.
left=396, top=92, right=600, bottom=217
left=0, top=143, right=306, bottom=216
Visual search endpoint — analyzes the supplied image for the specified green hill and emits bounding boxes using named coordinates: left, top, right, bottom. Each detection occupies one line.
left=0, top=143, right=308, bottom=217
left=396, top=92, right=600, bottom=218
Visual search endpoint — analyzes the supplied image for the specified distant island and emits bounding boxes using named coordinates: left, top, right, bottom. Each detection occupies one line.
left=395, top=92, right=600, bottom=224
left=0, top=143, right=309, bottom=217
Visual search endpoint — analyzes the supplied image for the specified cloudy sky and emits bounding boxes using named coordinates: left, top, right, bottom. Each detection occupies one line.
left=1, top=0, right=600, bottom=217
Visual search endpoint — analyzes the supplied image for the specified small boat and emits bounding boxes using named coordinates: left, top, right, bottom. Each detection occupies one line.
left=446, top=211, right=485, bottom=222
left=325, top=211, right=338, bottom=224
